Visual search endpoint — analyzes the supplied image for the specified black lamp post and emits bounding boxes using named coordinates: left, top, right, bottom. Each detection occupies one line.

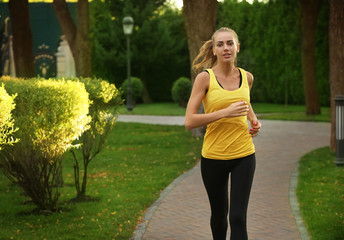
left=335, top=95, right=344, bottom=167
left=122, top=16, right=134, bottom=111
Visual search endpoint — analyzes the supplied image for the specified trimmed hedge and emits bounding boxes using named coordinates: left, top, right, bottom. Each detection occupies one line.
left=1, top=78, right=91, bottom=158
left=218, top=0, right=329, bottom=106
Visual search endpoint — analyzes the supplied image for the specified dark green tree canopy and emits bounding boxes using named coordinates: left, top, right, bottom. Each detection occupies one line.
left=91, top=0, right=189, bottom=102
left=90, top=0, right=329, bottom=105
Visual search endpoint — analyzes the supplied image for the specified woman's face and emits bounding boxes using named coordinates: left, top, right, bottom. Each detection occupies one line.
left=213, top=31, right=240, bottom=63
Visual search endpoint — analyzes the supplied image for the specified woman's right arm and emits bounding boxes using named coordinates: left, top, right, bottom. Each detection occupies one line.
left=184, top=72, right=249, bottom=130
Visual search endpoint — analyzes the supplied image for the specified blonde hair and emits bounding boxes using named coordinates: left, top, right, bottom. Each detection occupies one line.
left=192, top=27, right=240, bottom=73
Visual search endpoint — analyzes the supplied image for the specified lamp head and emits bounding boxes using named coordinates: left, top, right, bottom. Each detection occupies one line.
left=123, top=16, right=134, bottom=36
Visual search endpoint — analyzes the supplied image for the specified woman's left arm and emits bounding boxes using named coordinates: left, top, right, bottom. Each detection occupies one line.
left=246, top=71, right=261, bottom=137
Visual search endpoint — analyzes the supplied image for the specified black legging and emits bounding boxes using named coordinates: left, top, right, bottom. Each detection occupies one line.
left=201, top=153, right=256, bottom=240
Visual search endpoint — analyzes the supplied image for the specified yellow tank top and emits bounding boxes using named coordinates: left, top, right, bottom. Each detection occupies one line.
left=201, top=68, right=255, bottom=160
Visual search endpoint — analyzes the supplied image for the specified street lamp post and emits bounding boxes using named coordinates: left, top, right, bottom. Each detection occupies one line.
left=122, top=16, right=134, bottom=111
left=335, top=95, right=344, bottom=167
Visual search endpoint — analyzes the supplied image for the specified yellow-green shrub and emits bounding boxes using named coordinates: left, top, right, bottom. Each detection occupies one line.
left=70, top=77, right=122, bottom=199
left=0, top=76, right=91, bottom=211
left=0, top=83, right=18, bottom=150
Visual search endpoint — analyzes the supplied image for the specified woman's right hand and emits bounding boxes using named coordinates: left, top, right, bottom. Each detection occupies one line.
left=222, top=101, right=249, bottom=118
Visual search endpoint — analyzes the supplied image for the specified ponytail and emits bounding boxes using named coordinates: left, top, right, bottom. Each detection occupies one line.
left=192, top=40, right=217, bottom=74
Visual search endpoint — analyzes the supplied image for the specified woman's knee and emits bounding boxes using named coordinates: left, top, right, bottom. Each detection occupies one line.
left=212, top=208, right=228, bottom=220
left=229, top=213, right=245, bottom=227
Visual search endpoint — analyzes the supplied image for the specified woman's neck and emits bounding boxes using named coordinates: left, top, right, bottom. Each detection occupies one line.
left=213, top=62, right=236, bottom=77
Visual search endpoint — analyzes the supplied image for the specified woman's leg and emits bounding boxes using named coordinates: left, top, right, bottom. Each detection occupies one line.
left=229, top=154, right=256, bottom=240
left=201, top=157, right=231, bottom=240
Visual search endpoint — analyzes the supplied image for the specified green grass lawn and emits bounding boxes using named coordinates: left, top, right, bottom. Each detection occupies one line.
left=0, top=102, right=336, bottom=239
left=119, top=102, right=331, bottom=122
left=119, top=102, right=186, bottom=116
left=254, top=103, right=330, bottom=122
left=0, top=122, right=202, bottom=240
left=297, top=147, right=344, bottom=240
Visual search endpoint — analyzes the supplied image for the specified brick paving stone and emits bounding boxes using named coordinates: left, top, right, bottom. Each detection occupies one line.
left=129, top=119, right=330, bottom=240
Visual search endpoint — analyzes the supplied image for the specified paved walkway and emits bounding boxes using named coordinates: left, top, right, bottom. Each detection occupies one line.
left=118, top=115, right=330, bottom=240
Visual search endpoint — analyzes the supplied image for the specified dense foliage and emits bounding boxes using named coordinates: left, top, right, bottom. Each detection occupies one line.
left=218, top=0, right=329, bottom=106
left=0, top=77, right=91, bottom=211
left=90, top=0, right=190, bottom=102
left=0, top=83, right=18, bottom=150
left=90, top=0, right=329, bottom=106
left=69, top=77, right=122, bottom=199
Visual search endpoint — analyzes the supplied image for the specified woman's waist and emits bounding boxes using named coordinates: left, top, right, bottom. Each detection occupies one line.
left=204, top=122, right=250, bottom=140
left=206, top=117, right=248, bottom=127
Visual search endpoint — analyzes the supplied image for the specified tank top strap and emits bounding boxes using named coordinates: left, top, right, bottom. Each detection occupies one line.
left=205, top=69, right=218, bottom=90
left=206, top=68, right=248, bottom=89
left=237, top=68, right=248, bottom=87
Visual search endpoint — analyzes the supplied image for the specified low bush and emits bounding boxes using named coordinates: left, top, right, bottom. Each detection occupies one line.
left=0, top=76, right=91, bottom=211
left=171, top=77, right=192, bottom=107
left=121, top=77, right=144, bottom=104
left=70, top=77, right=122, bottom=200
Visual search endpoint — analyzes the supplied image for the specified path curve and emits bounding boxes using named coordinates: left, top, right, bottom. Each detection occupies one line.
left=118, top=116, right=330, bottom=240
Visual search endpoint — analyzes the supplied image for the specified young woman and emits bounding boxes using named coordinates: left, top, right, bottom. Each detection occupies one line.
left=185, top=27, right=261, bottom=240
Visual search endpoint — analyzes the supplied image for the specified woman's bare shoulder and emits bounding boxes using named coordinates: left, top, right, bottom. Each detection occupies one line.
left=245, top=71, right=254, bottom=87
left=192, top=71, right=210, bottom=93
left=195, top=71, right=210, bottom=84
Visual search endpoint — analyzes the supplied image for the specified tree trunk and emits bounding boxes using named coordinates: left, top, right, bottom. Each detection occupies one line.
left=329, top=0, right=344, bottom=151
left=53, top=0, right=92, bottom=77
left=140, top=66, right=152, bottom=103
left=141, top=82, right=152, bottom=103
left=300, top=0, right=321, bottom=115
left=183, top=0, right=217, bottom=81
left=75, top=0, right=92, bottom=77
left=183, top=0, right=217, bottom=137
left=8, top=0, right=35, bottom=78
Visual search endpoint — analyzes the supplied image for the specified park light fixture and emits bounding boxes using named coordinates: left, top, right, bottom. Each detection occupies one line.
left=122, top=16, right=134, bottom=111
left=335, top=95, right=344, bottom=167
left=123, top=16, right=134, bottom=36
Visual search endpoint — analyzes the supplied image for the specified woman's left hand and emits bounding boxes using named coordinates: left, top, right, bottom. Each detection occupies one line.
left=249, top=120, right=261, bottom=137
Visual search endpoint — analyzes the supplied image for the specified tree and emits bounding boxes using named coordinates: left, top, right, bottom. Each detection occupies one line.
left=300, top=0, right=321, bottom=115
left=183, top=0, right=217, bottom=136
left=53, top=0, right=92, bottom=77
left=91, top=0, right=189, bottom=102
left=183, top=0, right=217, bottom=81
left=329, top=0, right=344, bottom=151
left=8, top=0, right=35, bottom=77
